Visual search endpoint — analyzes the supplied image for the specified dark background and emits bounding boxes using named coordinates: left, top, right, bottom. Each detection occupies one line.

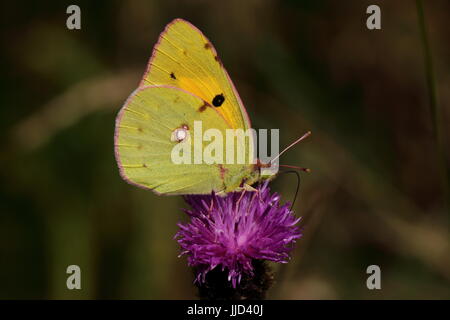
left=1, top=0, right=449, bottom=299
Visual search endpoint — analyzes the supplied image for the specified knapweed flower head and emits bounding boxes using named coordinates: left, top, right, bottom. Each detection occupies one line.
left=175, top=181, right=302, bottom=288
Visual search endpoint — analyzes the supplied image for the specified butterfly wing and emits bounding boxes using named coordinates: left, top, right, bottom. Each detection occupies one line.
left=115, top=19, right=259, bottom=195
left=140, top=19, right=252, bottom=132
left=115, top=85, right=247, bottom=195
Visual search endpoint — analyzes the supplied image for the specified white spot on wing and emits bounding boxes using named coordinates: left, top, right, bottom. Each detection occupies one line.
left=171, top=125, right=189, bottom=142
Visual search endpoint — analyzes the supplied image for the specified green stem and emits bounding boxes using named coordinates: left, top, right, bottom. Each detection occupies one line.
left=416, top=0, right=450, bottom=218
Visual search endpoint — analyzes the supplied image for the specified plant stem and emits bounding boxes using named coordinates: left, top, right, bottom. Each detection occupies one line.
left=195, top=260, right=273, bottom=300
left=416, top=0, right=450, bottom=218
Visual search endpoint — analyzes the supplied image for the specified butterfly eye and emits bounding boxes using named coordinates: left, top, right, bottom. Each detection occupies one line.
left=212, top=94, right=225, bottom=107
left=171, top=125, right=189, bottom=142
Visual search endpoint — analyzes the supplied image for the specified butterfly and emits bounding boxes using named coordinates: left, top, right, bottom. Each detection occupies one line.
left=114, top=19, right=309, bottom=195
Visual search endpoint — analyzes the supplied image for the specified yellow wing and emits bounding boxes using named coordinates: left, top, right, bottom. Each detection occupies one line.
left=140, top=18, right=251, bottom=131
left=115, top=86, right=254, bottom=195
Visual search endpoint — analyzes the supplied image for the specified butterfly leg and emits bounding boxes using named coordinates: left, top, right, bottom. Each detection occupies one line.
left=207, top=198, right=215, bottom=216
left=233, top=184, right=258, bottom=192
left=243, top=184, right=258, bottom=192
left=216, top=190, right=227, bottom=197
left=236, top=188, right=247, bottom=208
left=237, top=184, right=262, bottom=203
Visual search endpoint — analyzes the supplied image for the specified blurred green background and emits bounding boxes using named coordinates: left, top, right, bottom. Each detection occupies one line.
left=1, top=0, right=449, bottom=299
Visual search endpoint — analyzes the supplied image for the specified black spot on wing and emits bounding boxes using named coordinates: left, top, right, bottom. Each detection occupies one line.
left=214, top=55, right=223, bottom=65
left=212, top=94, right=225, bottom=107
left=198, top=103, right=207, bottom=112
left=170, top=72, right=177, bottom=80
left=198, top=101, right=210, bottom=112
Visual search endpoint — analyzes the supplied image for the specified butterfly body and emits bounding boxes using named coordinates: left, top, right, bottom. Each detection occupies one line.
left=115, top=19, right=268, bottom=195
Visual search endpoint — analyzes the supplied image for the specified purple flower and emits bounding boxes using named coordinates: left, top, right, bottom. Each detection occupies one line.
left=175, top=182, right=302, bottom=288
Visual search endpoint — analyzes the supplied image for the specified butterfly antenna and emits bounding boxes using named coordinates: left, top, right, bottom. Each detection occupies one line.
left=270, top=131, right=311, bottom=165
left=279, top=164, right=311, bottom=172
left=279, top=170, right=301, bottom=211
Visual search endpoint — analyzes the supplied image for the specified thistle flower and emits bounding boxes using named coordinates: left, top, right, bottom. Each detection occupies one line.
left=175, top=181, right=302, bottom=292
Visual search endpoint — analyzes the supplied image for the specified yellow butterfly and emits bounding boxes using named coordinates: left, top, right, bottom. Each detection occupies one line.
left=114, top=19, right=307, bottom=195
